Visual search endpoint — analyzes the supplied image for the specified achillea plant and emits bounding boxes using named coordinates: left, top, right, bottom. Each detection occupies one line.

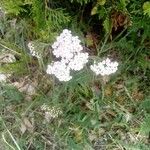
left=46, top=29, right=119, bottom=82
left=46, top=29, right=89, bottom=81
left=90, top=58, right=118, bottom=76
left=28, top=42, right=40, bottom=59
left=41, top=104, right=62, bottom=122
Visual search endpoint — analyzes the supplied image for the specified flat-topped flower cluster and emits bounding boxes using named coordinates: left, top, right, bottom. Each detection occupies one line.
left=46, top=29, right=89, bottom=81
left=90, top=58, right=118, bottom=76
left=41, top=104, right=62, bottom=120
left=28, top=42, right=40, bottom=59
left=27, top=29, right=119, bottom=82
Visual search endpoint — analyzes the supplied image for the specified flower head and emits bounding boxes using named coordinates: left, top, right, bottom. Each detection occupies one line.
left=68, top=52, right=89, bottom=71
left=46, top=61, right=72, bottom=82
left=28, top=42, right=40, bottom=59
left=90, top=58, right=118, bottom=76
left=46, top=29, right=89, bottom=82
left=52, top=29, right=83, bottom=60
left=41, top=104, right=62, bottom=121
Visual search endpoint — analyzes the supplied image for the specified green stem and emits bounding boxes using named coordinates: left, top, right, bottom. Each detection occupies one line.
left=0, top=42, right=21, bottom=56
left=101, top=82, right=105, bottom=101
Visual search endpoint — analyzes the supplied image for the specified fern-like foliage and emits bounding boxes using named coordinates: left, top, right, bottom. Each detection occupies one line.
left=29, top=0, right=71, bottom=38
left=0, top=0, right=71, bottom=41
left=0, top=0, right=25, bottom=15
left=47, top=8, right=71, bottom=29
left=143, top=1, right=150, bottom=17
left=31, top=0, right=46, bottom=30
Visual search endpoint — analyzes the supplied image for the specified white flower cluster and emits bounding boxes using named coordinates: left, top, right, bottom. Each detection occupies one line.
left=46, top=29, right=89, bottom=81
left=90, top=58, right=118, bottom=76
left=47, top=61, right=72, bottom=82
left=28, top=42, right=40, bottom=59
left=41, top=104, right=62, bottom=120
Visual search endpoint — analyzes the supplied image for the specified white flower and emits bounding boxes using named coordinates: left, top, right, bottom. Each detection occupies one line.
left=41, top=104, right=62, bottom=121
left=28, top=42, right=40, bottom=59
left=68, top=52, right=89, bottom=71
left=47, top=29, right=89, bottom=82
left=52, top=29, right=83, bottom=60
left=0, top=73, right=7, bottom=82
left=46, top=61, right=72, bottom=82
left=90, top=58, right=118, bottom=76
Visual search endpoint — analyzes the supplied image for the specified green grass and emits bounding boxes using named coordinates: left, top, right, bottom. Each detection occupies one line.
left=0, top=59, right=150, bottom=149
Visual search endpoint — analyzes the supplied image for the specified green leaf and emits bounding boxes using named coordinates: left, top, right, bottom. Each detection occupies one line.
left=0, top=85, right=24, bottom=105
left=91, top=0, right=107, bottom=16
left=103, top=17, right=111, bottom=34
left=143, top=1, right=150, bottom=17
left=98, top=0, right=106, bottom=6
left=1, top=0, right=25, bottom=15
left=91, top=5, right=98, bottom=15
left=119, top=0, right=129, bottom=9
